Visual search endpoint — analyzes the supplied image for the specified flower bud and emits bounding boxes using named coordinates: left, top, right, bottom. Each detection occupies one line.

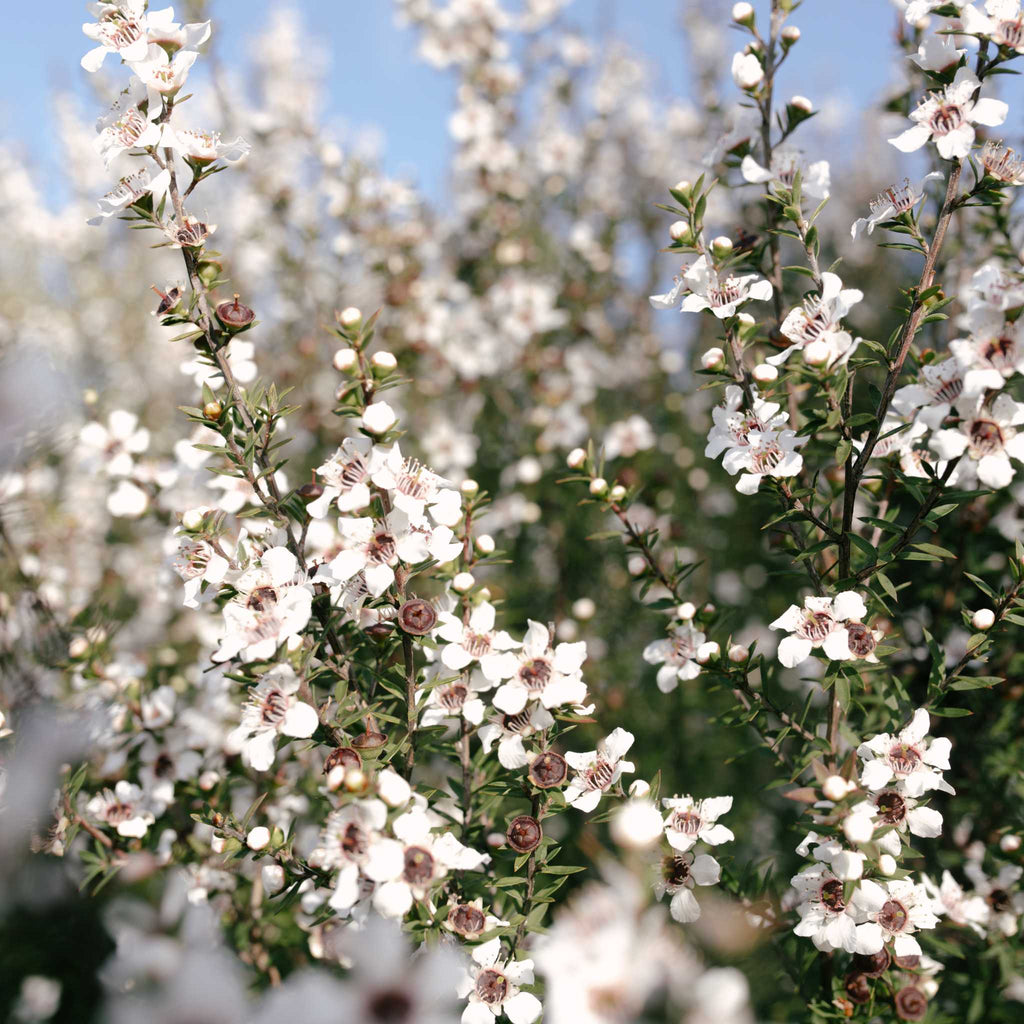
left=573, top=597, right=596, bottom=620
left=211, top=834, right=226, bottom=853
left=361, top=401, right=397, bottom=435
left=478, top=586, right=492, bottom=601
left=68, top=637, right=90, bottom=659
left=669, top=220, right=692, bottom=243
left=696, top=641, right=720, bottom=664
left=475, top=534, right=495, bottom=555
left=629, top=779, right=651, bottom=798
left=732, top=51, right=764, bottom=90
left=971, top=607, right=995, bottom=630
left=611, top=798, right=665, bottom=850
left=878, top=853, right=898, bottom=876
left=752, top=363, right=779, bottom=383
left=344, top=767, right=368, bottom=793
left=789, top=95, right=813, bottom=113
left=338, top=306, right=362, bottom=328
left=506, top=814, right=542, bottom=853
left=732, top=2, right=755, bottom=24
left=202, top=400, right=223, bottom=421
left=831, top=849, right=865, bottom=881
left=781, top=25, right=800, bottom=44
left=1000, top=833, right=1022, bottom=852
left=460, top=479, right=480, bottom=498
left=566, top=447, right=587, bottom=469
left=398, top=598, right=438, bottom=635
left=378, top=767, right=412, bottom=808
left=589, top=477, right=608, bottom=496
left=711, top=235, right=734, bottom=259
left=677, top=602, right=696, bottom=620
left=371, top=350, right=398, bottom=374
left=261, top=863, right=285, bottom=894
left=333, top=348, right=358, bottom=373
left=452, top=572, right=475, bottom=593
left=198, top=770, right=220, bottom=791
left=215, top=295, right=255, bottom=330
left=803, top=339, right=831, bottom=367
left=701, top=347, right=726, bottom=371
left=182, top=508, right=205, bottom=530
left=843, top=812, right=875, bottom=846
left=822, top=775, right=854, bottom=801
left=609, top=484, right=627, bottom=502
left=727, top=643, right=749, bottom=663
left=246, top=826, right=270, bottom=851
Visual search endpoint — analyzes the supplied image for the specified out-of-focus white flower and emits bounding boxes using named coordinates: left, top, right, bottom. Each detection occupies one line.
left=741, top=147, right=830, bottom=199
left=963, top=1, right=1024, bottom=52
left=611, top=798, right=665, bottom=849
left=86, top=780, right=155, bottom=838
left=643, top=625, right=714, bottom=692
left=731, top=51, right=764, bottom=90
left=910, top=32, right=965, bottom=71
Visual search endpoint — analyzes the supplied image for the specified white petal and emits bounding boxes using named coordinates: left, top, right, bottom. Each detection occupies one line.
left=281, top=701, right=319, bottom=739
left=691, top=854, right=721, bottom=885
left=670, top=887, right=701, bottom=923
left=778, top=635, right=813, bottom=668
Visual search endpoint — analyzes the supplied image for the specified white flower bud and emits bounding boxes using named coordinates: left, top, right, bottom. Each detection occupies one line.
left=669, top=220, right=690, bottom=241
left=731, top=51, right=764, bottom=90
left=344, top=767, right=367, bottom=793
left=803, top=339, right=831, bottom=367
left=572, top=597, right=596, bottom=620
left=831, top=850, right=865, bottom=881
left=361, top=401, right=397, bottom=435
left=878, top=853, right=898, bottom=876
left=452, top=571, right=475, bottom=593
left=478, top=586, right=492, bottom=602
left=211, top=834, right=227, bottom=853
left=697, top=641, right=720, bottom=664
left=333, top=348, right=357, bottom=372
left=338, top=306, right=362, bottom=328
left=589, top=477, right=608, bottom=496
left=822, top=775, right=854, bottom=802
left=68, top=637, right=90, bottom=659
left=326, top=765, right=346, bottom=791
left=246, top=826, right=271, bottom=851
left=674, top=179, right=692, bottom=194
left=460, top=478, right=479, bottom=497
left=703, top=602, right=716, bottom=615
left=610, top=798, right=665, bottom=850
left=181, top=508, right=205, bottom=530
left=843, top=812, right=875, bottom=846
left=711, top=235, right=734, bottom=259
left=752, top=363, right=779, bottom=383
left=609, top=484, right=627, bottom=502
left=1000, top=833, right=1022, bottom=852
left=628, top=779, right=651, bottom=798
left=727, top=643, right=749, bottom=663
left=677, top=601, right=697, bottom=620
left=198, top=770, right=220, bottom=791
left=378, top=767, right=412, bottom=808
left=475, top=534, right=495, bottom=555
left=781, top=25, right=800, bottom=43
left=789, top=95, right=813, bottom=113
left=567, top=447, right=587, bottom=469
left=261, top=863, right=285, bottom=894
left=371, top=350, right=397, bottom=373
left=732, top=2, right=754, bottom=24
left=972, top=607, right=995, bottom=630
left=701, top=347, right=726, bottom=371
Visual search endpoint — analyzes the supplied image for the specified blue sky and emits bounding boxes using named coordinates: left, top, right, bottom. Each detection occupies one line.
left=3, top=1, right=1021, bottom=204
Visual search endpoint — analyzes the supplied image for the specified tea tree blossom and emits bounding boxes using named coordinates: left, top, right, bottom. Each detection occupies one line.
left=491, top=620, right=587, bottom=712
left=892, top=356, right=967, bottom=428
left=564, top=728, right=636, bottom=812
left=86, top=780, right=155, bottom=838
left=79, top=409, right=151, bottom=476
left=910, top=32, right=965, bottom=72
left=130, top=42, right=199, bottom=101
left=722, top=424, right=807, bottom=494
left=372, top=444, right=462, bottom=525
left=307, top=438, right=376, bottom=516
left=740, top=147, right=830, bottom=199
left=850, top=172, right=942, bottom=239
left=662, top=795, right=734, bottom=853
left=930, top=393, right=1024, bottom=488
left=478, top=705, right=554, bottom=769
left=963, top=859, right=1024, bottom=936
left=889, top=67, right=1008, bottom=160
left=436, top=601, right=521, bottom=680
left=962, top=1, right=1024, bottom=52
left=852, top=878, right=940, bottom=958
left=89, top=166, right=171, bottom=224
left=419, top=664, right=489, bottom=729
left=853, top=789, right=944, bottom=856
left=171, top=535, right=231, bottom=609
left=650, top=255, right=773, bottom=318
left=654, top=851, right=723, bottom=923
left=769, top=272, right=863, bottom=367
left=642, top=624, right=716, bottom=691
left=457, top=937, right=542, bottom=1024
left=164, top=128, right=251, bottom=165
left=858, top=708, right=954, bottom=797
left=225, top=665, right=319, bottom=772
left=769, top=591, right=871, bottom=668
left=949, top=307, right=1024, bottom=396
left=791, top=863, right=870, bottom=953
left=81, top=1, right=150, bottom=72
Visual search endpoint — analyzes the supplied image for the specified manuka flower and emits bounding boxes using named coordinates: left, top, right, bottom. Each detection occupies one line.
left=563, top=728, right=635, bottom=812
left=852, top=789, right=944, bottom=856
left=642, top=624, right=716, bottom=692
left=770, top=272, right=862, bottom=367
left=457, top=937, right=542, bottom=1024
left=850, top=173, right=942, bottom=239
left=478, top=706, right=554, bottom=769
left=791, top=863, right=874, bottom=953
left=857, top=708, right=954, bottom=798
left=436, top=601, right=521, bottom=681
left=86, top=780, right=155, bottom=838
left=962, top=1, right=1024, bottom=53
left=662, top=795, right=734, bottom=853
left=741, top=147, right=830, bottom=199
left=650, top=255, right=773, bottom=319
left=770, top=591, right=871, bottom=668
left=930, top=392, right=1024, bottom=488
left=851, top=878, right=940, bottom=958
left=89, top=166, right=171, bottom=224
left=892, top=356, right=967, bottom=428
left=81, top=1, right=150, bottom=72
left=491, top=620, right=588, bottom=712
left=949, top=305, right=1024, bottom=396
left=307, top=437, right=376, bottom=517
left=889, top=67, right=1007, bottom=161
left=653, top=851, right=722, bottom=923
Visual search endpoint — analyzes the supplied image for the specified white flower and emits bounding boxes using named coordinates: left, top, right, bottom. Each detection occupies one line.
left=164, top=128, right=250, bottom=165
left=419, top=664, right=489, bottom=729
left=171, top=535, right=231, bottom=609
left=478, top=705, right=555, bottom=769
left=362, top=401, right=398, bottom=435
left=564, top=728, right=636, bottom=812
left=436, top=601, right=521, bottom=681
left=905, top=0, right=966, bottom=21
left=892, top=356, right=967, bottom=429
left=769, top=591, right=870, bottom=668
left=107, top=479, right=149, bottom=518
left=643, top=625, right=715, bottom=692
left=922, top=870, right=991, bottom=935
left=457, top=937, right=542, bottom=1024
left=722, top=423, right=807, bottom=494
left=851, top=878, right=940, bottom=958
left=372, top=443, right=462, bottom=526
left=741, top=147, right=830, bottom=199
left=851, top=173, right=943, bottom=239
left=86, top=780, right=155, bottom=838
left=963, top=859, right=1024, bottom=936
left=889, top=67, right=1007, bottom=161
left=143, top=6, right=211, bottom=53
left=962, top=1, right=1024, bottom=53
left=791, top=863, right=874, bottom=953
left=129, top=42, right=199, bottom=100
left=966, top=262, right=1024, bottom=310
left=611, top=798, right=666, bottom=850
left=89, top=166, right=171, bottom=224
left=81, top=1, right=150, bottom=71
left=320, top=798, right=389, bottom=910
left=662, top=795, right=734, bottom=853
left=307, top=437, right=375, bottom=517
left=363, top=807, right=488, bottom=918
left=653, top=851, right=722, bottom=923
left=731, top=51, right=764, bottom=90
left=225, top=664, right=319, bottom=772
left=930, top=392, right=1024, bottom=488
left=857, top=708, right=954, bottom=798
left=910, top=32, right=965, bottom=71
left=212, top=547, right=312, bottom=663
left=852, top=789, right=944, bottom=857
left=770, top=272, right=863, bottom=367
left=79, top=409, right=150, bottom=476
left=949, top=305, right=1024, bottom=396
left=650, top=255, right=773, bottom=318
left=491, top=620, right=588, bottom=712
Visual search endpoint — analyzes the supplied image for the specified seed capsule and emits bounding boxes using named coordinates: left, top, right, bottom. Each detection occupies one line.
left=215, top=294, right=255, bottom=329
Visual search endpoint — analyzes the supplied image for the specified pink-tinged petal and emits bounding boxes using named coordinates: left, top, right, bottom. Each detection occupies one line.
left=888, top=124, right=931, bottom=153
left=691, top=854, right=721, bottom=885
left=670, top=887, right=701, bottom=923
left=777, top=636, right=813, bottom=668
left=281, top=701, right=318, bottom=739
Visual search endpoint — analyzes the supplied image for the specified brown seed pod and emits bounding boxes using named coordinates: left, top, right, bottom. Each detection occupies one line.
left=397, top=598, right=437, bottom=636
left=351, top=729, right=387, bottom=750
left=506, top=815, right=542, bottom=853
left=447, top=902, right=487, bottom=938
left=203, top=400, right=223, bottom=420
left=851, top=948, right=891, bottom=977
left=528, top=751, right=568, bottom=789
left=364, top=622, right=395, bottom=639
left=323, top=746, right=362, bottom=775
left=894, top=986, right=928, bottom=1022
left=892, top=953, right=921, bottom=970
left=216, top=294, right=256, bottom=329
left=843, top=973, right=871, bottom=1005
left=297, top=482, right=324, bottom=502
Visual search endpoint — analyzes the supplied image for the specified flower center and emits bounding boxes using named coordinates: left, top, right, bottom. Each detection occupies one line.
left=113, top=108, right=148, bottom=148
left=448, top=903, right=486, bottom=936
left=981, top=141, right=1024, bottom=183
left=519, top=657, right=552, bottom=691
left=982, top=334, right=1017, bottom=371
left=366, top=989, right=413, bottom=1023
left=247, top=585, right=279, bottom=612
left=463, top=631, right=492, bottom=658
left=153, top=752, right=175, bottom=778
left=870, top=178, right=916, bottom=217
left=662, top=854, right=691, bottom=887
left=438, top=683, right=468, bottom=711
left=402, top=845, right=435, bottom=885
left=930, top=373, right=963, bottom=406
left=969, top=419, right=1004, bottom=456
left=750, top=442, right=783, bottom=475
left=669, top=810, right=702, bottom=836
left=475, top=969, right=509, bottom=1005
left=396, top=459, right=436, bottom=501
left=997, top=19, right=1024, bottom=48
left=846, top=622, right=877, bottom=658
left=582, top=758, right=615, bottom=791
left=105, top=801, right=136, bottom=825
left=989, top=888, right=1011, bottom=912
left=790, top=296, right=835, bottom=344
left=175, top=219, right=210, bottom=247
left=820, top=878, right=846, bottom=913
left=365, top=532, right=397, bottom=565
left=671, top=633, right=697, bottom=662
left=876, top=790, right=907, bottom=826
left=99, top=15, right=143, bottom=50
left=928, top=102, right=964, bottom=136
left=502, top=710, right=533, bottom=734
left=887, top=742, right=921, bottom=776
left=258, top=688, right=289, bottom=727
left=707, top=278, right=744, bottom=308
left=878, top=898, right=909, bottom=933
left=340, top=822, right=368, bottom=859
left=797, top=610, right=835, bottom=642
